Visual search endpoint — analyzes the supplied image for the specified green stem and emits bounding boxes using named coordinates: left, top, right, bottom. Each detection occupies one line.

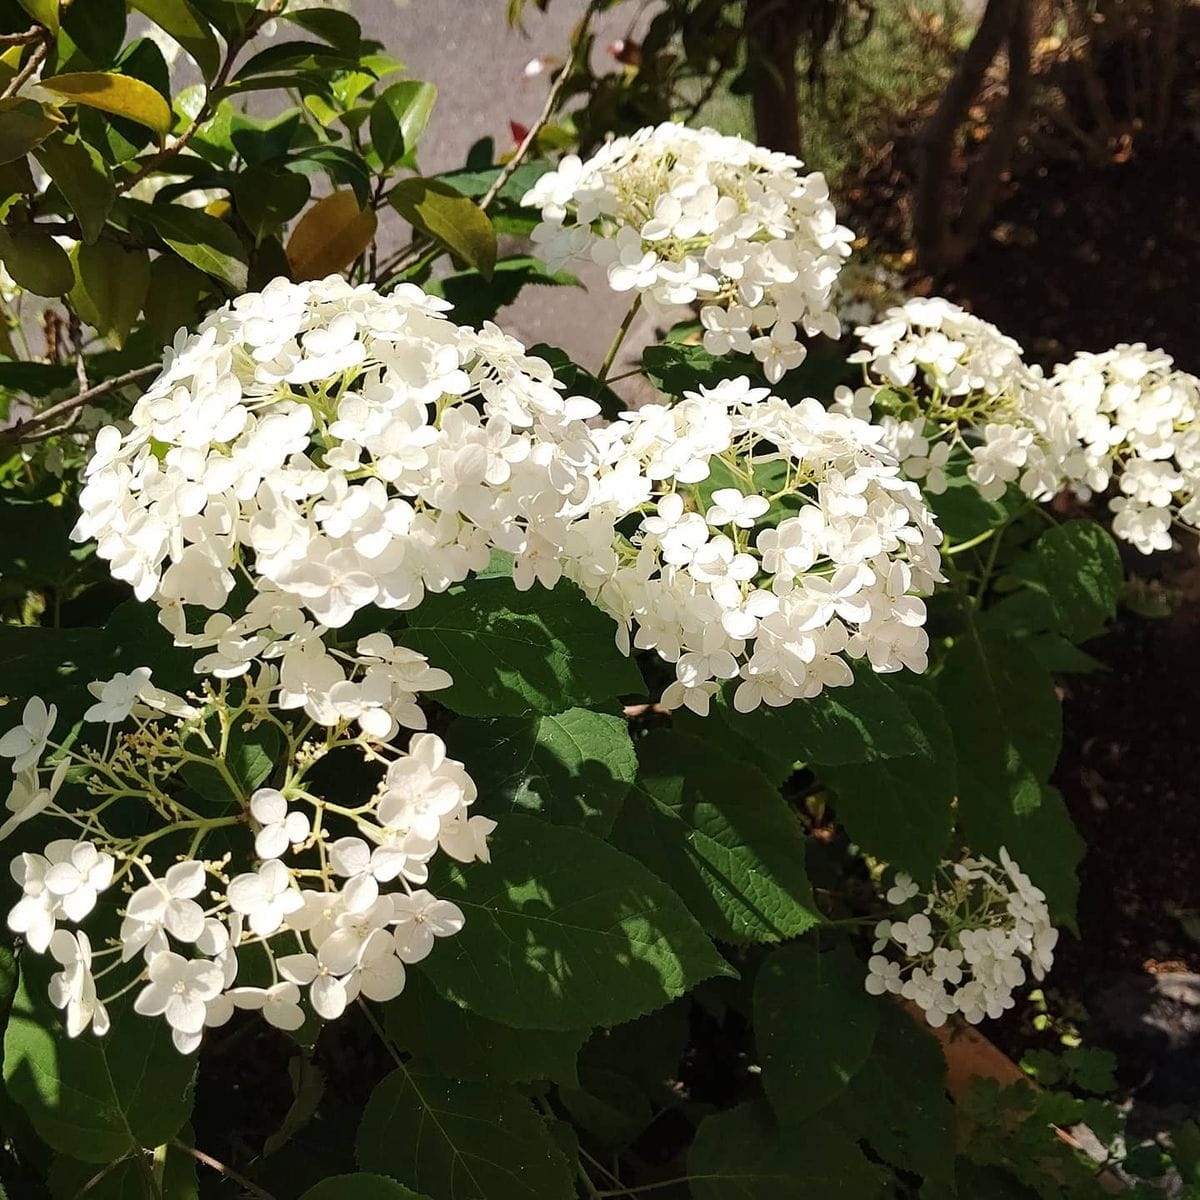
left=595, top=1178, right=694, bottom=1197
left=944, top=527, right=996, bottom=556
left=595, top=296, right=643, bottom=389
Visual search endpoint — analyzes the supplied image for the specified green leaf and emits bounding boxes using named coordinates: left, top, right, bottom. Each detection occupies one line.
left=711, top=667, right=931, bottom=780
left=302, top=1177, right=430, bottom=1200
left=282, top=8, right=363, bottom=51
left=930, top=461, right=1009, bottom=542
left=356, top=1069, right=574, bottom=1200
left=388, top=177, right=496, bottom=279
left=754, top=940, right=879, bottom=1121
left=61, top=0, right=127, bottom=66
left=33, top=133, right=114, bottom=244
left=382, top=971, right=584, bottom=1086
left=17, top=0, right=59, bottom=34
left=123, top=198, right=248, bottom=291
left=1027, top=520, right=1123, bottom=643
left=143, top=253, right=208, bottom=345
left=286, top=189, right=377, bottom=281
left=72, top=240, right=150, bottom=347
left=0, top=224, right=73, bottom=296
left=232, top=39, right=359, bottom=81
left=130, top=0, right=220, bottom=80
left=233, top=163, right=310, bottom=241
left=3, top=957, right=196, bottom=1163
left=446, top=707, right=635, bottom=837
left=0, top=98, right=59, bottom=164
left=422, top=814, right=731, bottom=1030
left=439, top=161, right=551, bottom=205
left=40, top=72, right=173, bottom=138
left=816, top=686, right=956, bottom=883
left=263, top=1056, right=325, bottom=1158
left=688, top=1101, right=883, bottom=1199
left=400, top=577, right=644, bottom=718
left=559, top=1068, right=652, bottom=1148
left=0, top=358, right=73, bottom=394
left=613, top=730, right=819, bottom=943
left=827, top=1004, right=956, bottom=1195
left=371, top=81, right=437, bottom=169
left=229, top=108, right=301, bottom=164
left=641, top=342, right=755, bottom=394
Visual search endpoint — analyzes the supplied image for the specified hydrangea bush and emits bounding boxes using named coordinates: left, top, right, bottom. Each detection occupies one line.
left=0, top=3, right=1183, bottom=1199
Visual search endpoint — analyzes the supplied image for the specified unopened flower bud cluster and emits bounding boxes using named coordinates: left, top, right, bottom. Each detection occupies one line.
left=865, top=849, right=1058, bottom=1028
left=522, top=122, right=854, bottom=382
left=844, top=299, right=1200, bottom=555
left=565, top=376, right=945, bottom=715
left=1, top=657, right=490, bottom=1053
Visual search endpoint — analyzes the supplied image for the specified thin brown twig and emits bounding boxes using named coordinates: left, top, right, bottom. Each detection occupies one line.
left=0, top=363, right=158, bottom=448
left=479, top=0, right=602, bottom=212
left=0, top=25, right=43, bottom=47
left=1, top=31, right=52, bottom=100
left=172, top=1141, right=278, bottom=1200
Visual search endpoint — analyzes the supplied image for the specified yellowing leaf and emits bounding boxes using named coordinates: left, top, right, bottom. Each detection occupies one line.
left=286, top=190, right=377, bottom=281
left=39, top=72, right=172, bottom=139
left=17, top=0, right=59, bottom=34
left=388, top=177, right=496, bottom=279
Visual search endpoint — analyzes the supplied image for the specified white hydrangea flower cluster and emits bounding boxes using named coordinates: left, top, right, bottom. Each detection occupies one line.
left=838, top=297, right=1068, bottom=504
left=71, top=275, right=608, bottom=692
left=565, top=376, right=945, bottom=715
left=1, top=664, right=491, bottom=1053
left=1047, top=344, right=1200, bottom=554
left=522, top=123, right=854, bottom=382
left=866, top=849, right=1058, bottom=1028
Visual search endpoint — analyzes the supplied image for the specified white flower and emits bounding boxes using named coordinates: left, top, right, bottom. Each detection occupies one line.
left=48, top=930, right=109, bottom=1037
left=226, top=860, right=302, bottom=937
left=228, top=982, right=305, bottom=1031
left=392, top=890, right=465, bottom=964
left=120, top=861, right=208, bottom=960
left=84, top=667, right=154, bottom=724
left=0, top=760, right=68, bottom=841
left=134, top=951, right=225, bottom=1053
left=41, top=839, right=114, bottom=923
left=0, top=697, right=57, bottom=773
left=885, top=874, right=920, bottom=905
left=249, top=789, right=310, bottom=860
left=705, top=488, right=770, bottom=529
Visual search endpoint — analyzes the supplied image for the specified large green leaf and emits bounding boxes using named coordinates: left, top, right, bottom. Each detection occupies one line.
left=427, top=258, right=580, bottom=329
left=72, top=240, right=150, bottom=348
left=688, top=1101, right=883, bottom=1199
left=400, top=577, right=644, bottom=718
left=302, top=1175, right=430, bottom=1200
left=233, top=163, right=310, bottom=242
left=356, top=1069, right=574, bottom=1200
left=422, top=815, right=731, bottom=1030
left=827, top=1005, right=956, bottom=1198
left=446, top=707, right=635, bottom=837
left=123, top=198, right=248, bottom=291
left=0, top=224, right=73, bottom=296
left=0, top=98, right=60, bottom=164
left=130, top=0, right=220, bottom=80
left=33, top=134, right=114, bottom=244
left=383, top=972, right=583, bottom=1086
left=3, top=958, right=196, bottom=1163
left=370, top=81, right=437, bottom=168
left=815, top=686, right=956, bottom=883
left=612, top=730, right=819, bottom=943
left=388, top=177, right=496, bottom=279
left=641, top=342, right=755, bottom=394
left=48, top=1142, right=198, bottom=1199
left=754, top=940, right=879, bottom=1121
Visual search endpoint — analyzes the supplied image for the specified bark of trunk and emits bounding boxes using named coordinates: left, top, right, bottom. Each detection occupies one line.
left=744, top=0, right=802, bottom=157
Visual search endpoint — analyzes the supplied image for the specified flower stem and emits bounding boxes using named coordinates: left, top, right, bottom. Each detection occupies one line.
left=596, top=296, right=644, bottom=390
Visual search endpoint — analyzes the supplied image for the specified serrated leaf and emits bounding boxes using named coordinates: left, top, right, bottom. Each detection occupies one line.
left=49, top=1142, right=199, bottom=1199
left=1027, top=520, right=1122, bottom=643
left=302, top=1178, right=430, bottom=1200
left=688, top=1101, right=883, bottom=1199
left=356, top=1069, right=574, bottom=1200
left=371, top=81, right=437, bottom=169
left=382, top=972, right=584, bottom=1086
left=612, top=730, right=819, bottom=943
left=0, top=224, right=73, bottom=296
left=40, top=72, right=172, bottom=138
left=422, top=815, right=732, bottom=1030
left=130, top=0, right=220, bottom=80
left=33, top=134, right=114, bottom=244
left=3, top=957, right=196, bottom=1163
left=754, top=940, right=879, bottom=1121
left=0, top=98, right=60, bottom=164
left=816, top=686, right=956, bottom=883
left=124, top=198, right=248, bottom=291
left=72, top=240, right=150, bottom=347
left=389, top=177, right=496, bottom=279
left=446, top=707, right=634, bottom=836
left=641, top=342, right=755, bottom=394
left=400, top=577, right=644, bottom=718
left=286, top=189, right=377, bottom=281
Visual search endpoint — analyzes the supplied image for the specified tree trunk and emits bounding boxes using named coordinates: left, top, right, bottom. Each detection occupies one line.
left=744, top=0, right=802, bottom=157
